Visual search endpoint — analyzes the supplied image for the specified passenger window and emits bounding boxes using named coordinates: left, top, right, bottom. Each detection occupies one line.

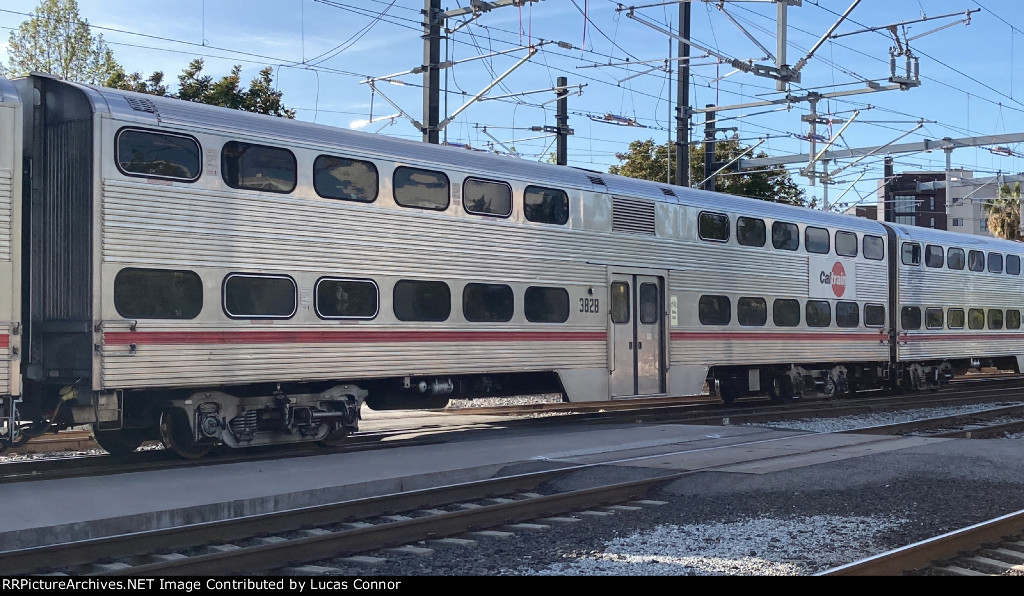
left=737, top=297, right=767, bottom=327
left=698, top=212, right=730, bottom=242
left=394, top=166, right=450, bottom=211
left=835, top=231, right=857, bottom=257
left=523, top=186, right=569, bottom=225
left=968, top=308, right=985, bottom=329
left=736, top=217, right=766, bottom=247
left=1007, top=309, right=1021, bottom=329
left=610, top=282, right=630, bottom=324
left=462, top=283, right=514, bottom=322
left=117, top=128, right=201, bottom=180
left=394, top=280, right=451, bottom=322
left=947, top=248, right=966, bottom=270
left=863, top=235, right=884, bottom=260
left=698, top=295, right=731, bottom=325
left=989, top=309, right=1004, bottom=330
left=221, top=141, right=296, bottom=193
left=772, top=222, right=799, bottom=251
left=1008, top=255, right=1021, bottom=275
left=805, top=300, right=831, bottom=327
left=313, top=155, right=378, bottom=202
left=925, top=307, right=943, bottom=330
left=223, top=274, right=296, bottom=319
left=947, top=308, right=965, bottom=329
left=639, top=283, right=660, bottom=325
left=836, top=301, right=859, bottom=328
left=315, top=278, right=379, bottom=319
left=988, top=252, right=1004, bottom=273
left=773, top=299, right=800, bottom=327
left=925, top=245, right=944, bottom=268
left=901, top=243, right=921, bottom=266
left=864, top=304, right=885, bottom=327
left=968, top=250, right=985, bottom=272
left=900, top=306, right=921, bottom=330
left=525, top=287, right=570, bottom=323
left=463, top=178, right=512, bottom=217
left=114, top=268, right=202, bottom=319
left=805, top=227, right=830, bottom=254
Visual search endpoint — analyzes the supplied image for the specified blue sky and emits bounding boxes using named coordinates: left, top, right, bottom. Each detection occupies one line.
left=2, top=0, right=1022, bottom=210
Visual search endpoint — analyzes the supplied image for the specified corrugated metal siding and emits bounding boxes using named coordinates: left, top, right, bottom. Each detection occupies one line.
left=0, top=169, right=11, bottom=263
left=38, top=119, right=90, bottom=320
left=670, top=334, right=888, bottom=367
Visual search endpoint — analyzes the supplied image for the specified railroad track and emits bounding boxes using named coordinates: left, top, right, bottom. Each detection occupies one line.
left=0, top=466, right=678, bottom=576
left=821, top=510, right=1024, bottom=576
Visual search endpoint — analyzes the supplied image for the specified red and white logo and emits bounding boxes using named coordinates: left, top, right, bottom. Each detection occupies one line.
left=819, top=262, right=847, bottom=297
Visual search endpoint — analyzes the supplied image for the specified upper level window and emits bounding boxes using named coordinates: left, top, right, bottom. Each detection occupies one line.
left=313, top=155, right=378, bottom=203
left=221, top=141, right=296, bottom=193
left=835, top=231, right=858, bottom=257
left=394, top=280, right=451, bottom=322
left=394, top=166, right=450, bottom=211
left=463, top=283, right=514, bottom=322
left=1008, top=255, right=1021, bottom=275
left=463, top=178, right=512, bottom=217
left=524, top=286, right=570, bottom=323
left=315, top=278, right=378, bottom=319
left=116, top=128, right=201, bottom=181
left=772, top=221, right=799, bottom=251
left=947, top=247, right=965, bottom=270
left=925, top=245, right=944, bottom=268
left=114, top=268, right=203, bottom=319
left=736, top=217, right=766, bottom=247
left=523, top=185, right=569, bottom=225
left=988, top=252, right=1004, bottom=273
left=698, top=212, right=730, bottom=242
left=968, top=250, right=985, bottom=272
left=863, top=235, right=884, bottom=260
left=805, top=227, right=830, bottom=254
left=901, top=242, right=921, bottom=266
left=223, top=274, right=296, bottom=319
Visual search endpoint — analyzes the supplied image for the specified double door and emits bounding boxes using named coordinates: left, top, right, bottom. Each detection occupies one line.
left=609, top=273, right=665, bottom=397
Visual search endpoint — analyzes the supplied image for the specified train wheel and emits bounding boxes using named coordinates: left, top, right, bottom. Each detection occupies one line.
left=318, top=427, right=350, bottom=448
left=159, top=409, right=212, bottom=459
left=90, top=426, right=147, bottom=455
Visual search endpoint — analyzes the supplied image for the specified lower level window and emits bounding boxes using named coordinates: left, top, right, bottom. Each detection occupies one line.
left=806, top=300, right=831, bottom=328
left=394, top=280, right=451, bottom=322
left=316, top=278, right=378, bottom=319
left=114, top=268, right=203, bottom=319
left=698, top=295, right=731, bottom=325
left=901, top=306, right=921, bottom=330
left=223, top=274, right=297, bottom=319
left=524, top=286, right=569, bottom=323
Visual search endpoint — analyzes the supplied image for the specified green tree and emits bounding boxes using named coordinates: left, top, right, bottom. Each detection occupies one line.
left=609, top=137, right=808, bottom=207
left=983, top=182, right=1022, bottom=241
left=0, top=0, right=121, bottom=84
left=173, top=59, right=295, bottom=118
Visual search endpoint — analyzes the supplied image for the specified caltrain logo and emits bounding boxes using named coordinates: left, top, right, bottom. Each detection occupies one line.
left=819, top=262, right=847, bottom=297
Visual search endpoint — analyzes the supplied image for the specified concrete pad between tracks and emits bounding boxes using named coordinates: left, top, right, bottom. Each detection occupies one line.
left=0, top=422, right=946, bottom=552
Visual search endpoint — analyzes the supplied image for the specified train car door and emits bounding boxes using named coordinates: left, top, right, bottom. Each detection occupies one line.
left=609, top=272, right=665, bottom=397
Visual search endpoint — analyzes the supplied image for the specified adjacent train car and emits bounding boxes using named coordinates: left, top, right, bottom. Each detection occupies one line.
left=0, top=77, right=22, bottom=447
left=0, top=72, right=1021, bottom=458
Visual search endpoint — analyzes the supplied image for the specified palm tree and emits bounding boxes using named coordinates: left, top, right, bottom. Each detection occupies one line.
left=983, top=182, right=1022, bottom=241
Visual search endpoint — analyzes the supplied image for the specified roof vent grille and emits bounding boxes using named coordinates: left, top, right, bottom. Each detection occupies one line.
left=124, top=96, right=158, bottom=114
left=587, top=174, right=606, bottom=186
left=660, top=187, right=676, bottom=197
left=611, top=197, right=656, bottom=235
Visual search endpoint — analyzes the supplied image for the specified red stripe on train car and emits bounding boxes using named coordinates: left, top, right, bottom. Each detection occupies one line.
left=0, top=334, right=7, bottom=349
left=103, top=330, right=607, bottom=346
left=670, top=331, right=883, bottom=342
left=901, top=333, right=1024, bottom=341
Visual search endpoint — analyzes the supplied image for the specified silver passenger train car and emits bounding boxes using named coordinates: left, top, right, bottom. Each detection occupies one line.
left=0, top=73, right=1021, bottom=458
